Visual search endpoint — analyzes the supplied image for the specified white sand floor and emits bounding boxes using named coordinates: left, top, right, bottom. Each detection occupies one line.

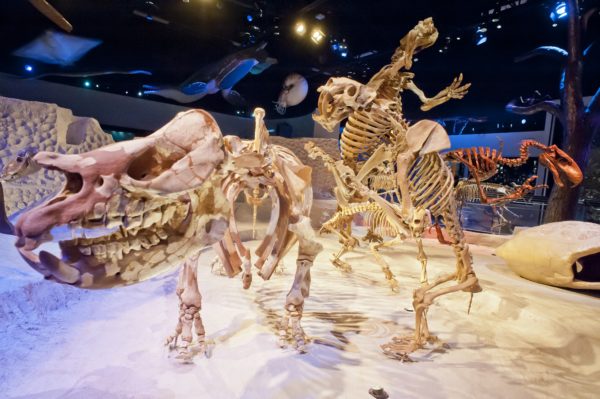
left=0, top=231, right=599, bottom=399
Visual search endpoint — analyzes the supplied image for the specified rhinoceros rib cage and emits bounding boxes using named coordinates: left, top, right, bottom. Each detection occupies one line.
left=408, top=153, right=454, bottom=217
left=340, top=107, right=406, bottom=165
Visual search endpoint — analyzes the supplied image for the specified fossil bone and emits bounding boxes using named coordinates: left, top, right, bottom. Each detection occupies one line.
left=444, top=140, right=583, bottom=205
left=496, top=221, right=600, bottom=290
left=14, top=107, right=322, bottom=356
left=310, top=17, right=481, bottom=361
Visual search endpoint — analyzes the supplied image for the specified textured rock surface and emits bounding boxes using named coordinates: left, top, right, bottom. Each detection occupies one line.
left=0, top=96, right=114, bottom=217
left=270, top=136, right=340, bottom=199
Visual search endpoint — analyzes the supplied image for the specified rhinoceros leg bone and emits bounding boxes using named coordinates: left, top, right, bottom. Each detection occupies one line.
left=278, top=216, right=322, bottom=352
left=165, top=252, right=206, bottom=358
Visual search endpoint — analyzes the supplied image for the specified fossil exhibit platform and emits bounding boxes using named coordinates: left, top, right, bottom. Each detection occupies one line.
left=0, top=228, right=598, bottom=399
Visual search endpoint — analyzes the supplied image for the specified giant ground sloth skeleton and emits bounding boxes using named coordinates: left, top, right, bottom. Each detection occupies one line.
left=310, top=18, right=482, bottom=360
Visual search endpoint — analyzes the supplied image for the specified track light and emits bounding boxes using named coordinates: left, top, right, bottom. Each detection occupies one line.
left=311, top=28, right=325, bottom=44
left=294, top=21, right=306, bottom=36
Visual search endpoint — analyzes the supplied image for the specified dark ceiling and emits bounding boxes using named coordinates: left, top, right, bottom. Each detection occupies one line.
left=1, top=0, right=599, bottom=124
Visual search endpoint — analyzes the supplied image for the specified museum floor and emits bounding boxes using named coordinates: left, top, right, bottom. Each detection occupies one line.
left=0, top=228, right=598, bottom=399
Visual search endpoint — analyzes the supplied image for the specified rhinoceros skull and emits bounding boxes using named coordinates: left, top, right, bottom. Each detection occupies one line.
left=15, top=110, right=230, bottom=288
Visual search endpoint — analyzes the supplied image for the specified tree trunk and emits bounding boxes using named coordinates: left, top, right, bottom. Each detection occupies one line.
left=543, top=0, right=588, bottom=223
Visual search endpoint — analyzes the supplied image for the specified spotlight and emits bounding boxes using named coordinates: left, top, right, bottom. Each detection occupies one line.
left=496, top=24, right=502, bottom=29
left=311, top=28, right=325, bottom=44
left=24, top=64, right=33, bottom=72
left=83, top=80, right=91, bottom=88
left=138, top=91, right=142, bottom=97
left=246, top=14, right=253, bottom=22
left=552, top=22, right=558, bottom=27
left=294, top=21, right=306, bottom=36
left=521, top=118, right=526, bottom=125
left=95, top=84, right=99, bottom=88
left=550, top=2, right=567, bottom=23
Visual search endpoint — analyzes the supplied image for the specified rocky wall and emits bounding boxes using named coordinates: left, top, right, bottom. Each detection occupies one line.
left=0, top=96, right=114, bottom=218
left=269, top=136, right=340, bottom=199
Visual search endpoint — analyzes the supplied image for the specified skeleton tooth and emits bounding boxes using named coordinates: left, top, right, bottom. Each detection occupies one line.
left=106, top=216, right=123, bottom=229
left=92, top=202, right=106, bottom=219
left=125, top=199, right=144, bottom=216
left=124, top=215, right=143, bottom=229
left=149, top=234, right=160, bottom=245
left=129, top=238, right=141, bottom=251
left=121, top=241, right=130, bottom=254
left=142, top=211, right=161, bottom=229
left=106, top=243, right=118, bottom=257
left=79, top=246, right=92, bottom=256
left=106, top=196, right=123, bottom=217
left=91, top=244, right=107, bottom=258
left=161, top=205, right=176, bottom=225
left=156, top=229, right=168, bottom=240
left=139, top=236, right=152, bottom=249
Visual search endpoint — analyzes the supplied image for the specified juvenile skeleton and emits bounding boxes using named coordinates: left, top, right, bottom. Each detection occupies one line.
left=14, top=108, right=322, bottom=357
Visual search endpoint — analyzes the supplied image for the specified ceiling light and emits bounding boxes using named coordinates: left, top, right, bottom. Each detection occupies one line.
left=294, top=21, right=306, bottom=36
left=496, top=24, right=502, bottom=29
left=311, top=28, right=325, bottom=44
left=521, top=118, right=527, bottom=125
left=138, top=91, right=142, bottom=97
left=83, top=80, right=91, bottom=88
left=24, top=64, right=33, bottom=72
left=315, top=13, right=325, bottom=21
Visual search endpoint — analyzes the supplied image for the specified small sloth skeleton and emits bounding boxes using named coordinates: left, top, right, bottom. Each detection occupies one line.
left=14, top=108, right=322, bottom=356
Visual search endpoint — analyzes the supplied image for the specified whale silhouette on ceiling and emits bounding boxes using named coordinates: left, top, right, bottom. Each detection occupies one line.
left=143, top=42, right=277, bottom=107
